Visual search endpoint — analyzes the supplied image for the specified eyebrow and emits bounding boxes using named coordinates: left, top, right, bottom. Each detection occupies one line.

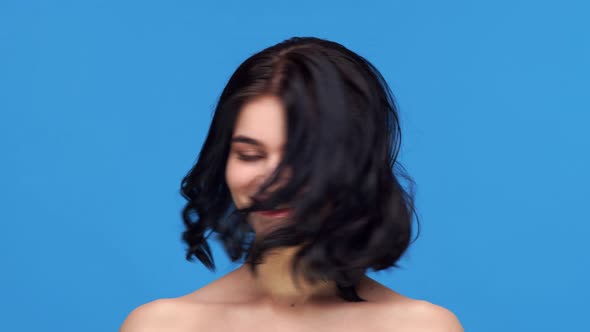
left=231, top=135, right=264, bottom=148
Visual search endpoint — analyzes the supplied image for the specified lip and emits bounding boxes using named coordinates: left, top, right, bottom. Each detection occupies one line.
left=257, top=208, right=293, bottom=218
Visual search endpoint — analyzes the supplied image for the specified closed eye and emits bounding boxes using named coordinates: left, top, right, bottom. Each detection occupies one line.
left=237, top=154, right=263, bottom=162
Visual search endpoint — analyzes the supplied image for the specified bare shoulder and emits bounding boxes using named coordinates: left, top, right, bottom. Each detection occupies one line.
left=387, top=299, right=464, bottom=332
left=119, top=298, right=191, bottom=332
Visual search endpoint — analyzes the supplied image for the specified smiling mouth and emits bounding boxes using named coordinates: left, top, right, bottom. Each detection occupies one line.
left=257, top=207, right=293, bottom=218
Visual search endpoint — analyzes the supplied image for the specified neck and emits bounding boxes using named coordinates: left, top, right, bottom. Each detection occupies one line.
left=240, top=246, right=342, bottom=308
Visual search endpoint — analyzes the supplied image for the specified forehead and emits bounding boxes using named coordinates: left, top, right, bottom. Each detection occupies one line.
left=232, top=95, right=287, bottom=149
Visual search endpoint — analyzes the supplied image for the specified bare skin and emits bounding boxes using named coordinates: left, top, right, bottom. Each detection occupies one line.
left=119, top=95, right=463, bottom=331
left=120, top=262, right=462, bottom=332
left=182, top=268, right=412, bottom=331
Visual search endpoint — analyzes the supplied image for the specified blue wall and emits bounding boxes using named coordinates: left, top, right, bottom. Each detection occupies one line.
left=1, top=1, right=588, bottom=331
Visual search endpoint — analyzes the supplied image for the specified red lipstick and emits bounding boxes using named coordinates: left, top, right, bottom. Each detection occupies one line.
left=257, top=208, right=293, bottom=218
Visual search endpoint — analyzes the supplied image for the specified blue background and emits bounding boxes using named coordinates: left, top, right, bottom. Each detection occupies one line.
left=1, top=0, right=588, bottom=331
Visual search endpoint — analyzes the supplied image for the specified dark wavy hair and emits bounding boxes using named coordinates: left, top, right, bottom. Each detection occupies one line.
left=180, top=36, right=420, bottom=302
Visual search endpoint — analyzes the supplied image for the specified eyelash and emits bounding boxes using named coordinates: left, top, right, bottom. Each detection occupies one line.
left=237, top=154, right=263, bottom=162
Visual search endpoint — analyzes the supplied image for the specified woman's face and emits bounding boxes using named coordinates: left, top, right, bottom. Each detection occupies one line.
left=225, top=95, right=292, bottom=235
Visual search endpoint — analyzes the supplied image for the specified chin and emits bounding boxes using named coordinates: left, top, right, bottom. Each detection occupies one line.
left=249, top=215, right=288, bottom=234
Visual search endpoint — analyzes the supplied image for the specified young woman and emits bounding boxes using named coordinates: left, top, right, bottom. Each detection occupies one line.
left=121, top=36, right=463, bottom=332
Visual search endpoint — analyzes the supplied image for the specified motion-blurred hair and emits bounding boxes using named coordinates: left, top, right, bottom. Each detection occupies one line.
left=180, top=36, right=420, bottom=302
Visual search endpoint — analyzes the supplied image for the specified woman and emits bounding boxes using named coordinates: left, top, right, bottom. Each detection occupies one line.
left=120, top=36, right=463, bottom=332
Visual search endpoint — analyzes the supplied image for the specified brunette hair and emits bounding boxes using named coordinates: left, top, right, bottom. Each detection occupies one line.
left=180, top=36, right=420, bottom=302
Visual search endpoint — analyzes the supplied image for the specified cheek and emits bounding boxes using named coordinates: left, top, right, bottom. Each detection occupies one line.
left=225, top=159, right=255, bottom=203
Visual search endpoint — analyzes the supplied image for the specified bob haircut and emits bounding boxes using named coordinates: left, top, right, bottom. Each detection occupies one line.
left=180, top=36, right=419, bottom=302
